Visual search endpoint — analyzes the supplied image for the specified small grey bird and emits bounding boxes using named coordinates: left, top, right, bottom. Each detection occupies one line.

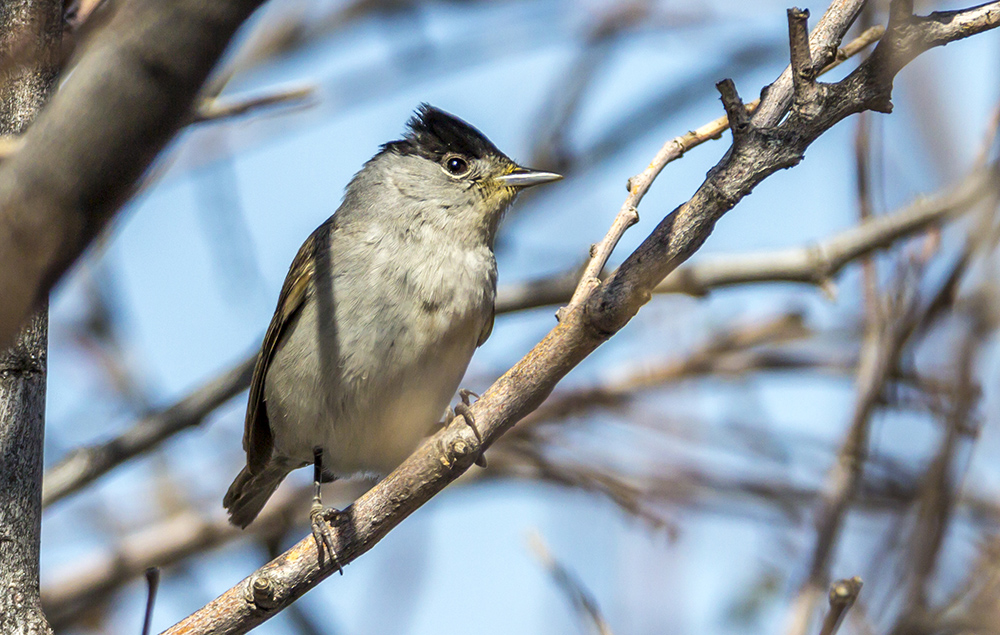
left=224, top=105, right=561, bottom=540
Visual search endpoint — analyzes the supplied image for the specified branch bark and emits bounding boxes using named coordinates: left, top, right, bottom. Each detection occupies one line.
left=0, top=1, right=61, bottom=632
left=160, top=2, right=1000, bottom=633
left=0, top=312, right=51, bottom=635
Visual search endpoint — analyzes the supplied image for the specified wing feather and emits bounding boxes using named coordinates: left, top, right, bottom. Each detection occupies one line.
left=243, top=219, right=335, bottom=473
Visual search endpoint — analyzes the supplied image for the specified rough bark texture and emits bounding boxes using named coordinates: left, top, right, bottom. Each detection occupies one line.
left=0, top=310, right=51, bottom=635
left=0, top=1, right=61, bottom=632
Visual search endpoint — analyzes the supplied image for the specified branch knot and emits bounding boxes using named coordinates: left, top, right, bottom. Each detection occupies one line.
left=246, top=574, right=279, bottom=611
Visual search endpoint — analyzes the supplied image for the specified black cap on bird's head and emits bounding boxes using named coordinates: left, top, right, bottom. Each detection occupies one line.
left=383, top=104, right=505, bottom=163
left=382, top=104, right=562, bottom=190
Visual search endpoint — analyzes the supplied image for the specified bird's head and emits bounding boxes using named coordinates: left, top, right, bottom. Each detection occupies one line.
left=366, top=104, right=561, bottom=246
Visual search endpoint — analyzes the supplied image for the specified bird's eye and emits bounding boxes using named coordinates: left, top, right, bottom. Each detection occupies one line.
left=444, top=155, right=470, bottom=176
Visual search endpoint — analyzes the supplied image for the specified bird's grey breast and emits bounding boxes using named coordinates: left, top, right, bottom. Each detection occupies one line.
left=264, top=218, right=496, bottom=475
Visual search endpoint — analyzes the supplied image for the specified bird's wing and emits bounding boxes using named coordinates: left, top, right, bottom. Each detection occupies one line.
left=243, top=219, right=334, bottom=473
left=477, top=307, right=494, bottom=347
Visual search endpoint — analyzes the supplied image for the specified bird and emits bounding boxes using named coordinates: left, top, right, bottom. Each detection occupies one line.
left=223, top=104, right=562, bottom=557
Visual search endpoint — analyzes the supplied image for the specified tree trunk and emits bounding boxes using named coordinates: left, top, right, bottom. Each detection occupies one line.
left=0, top=311, right=50, bottom=634
left=0, top=0, right=62, bottom=633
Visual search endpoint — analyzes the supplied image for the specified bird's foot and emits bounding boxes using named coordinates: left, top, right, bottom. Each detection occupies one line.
left=310, top=501, right=344, bottom=575
left=449, top=388, right=487, bottom=468
left=310, top=446, right=343, bottom=575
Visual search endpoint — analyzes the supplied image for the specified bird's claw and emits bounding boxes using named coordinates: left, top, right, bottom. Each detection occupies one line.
left=310, top=501, right=344, bottom=575
left=451, top=389, right=486, bottom=468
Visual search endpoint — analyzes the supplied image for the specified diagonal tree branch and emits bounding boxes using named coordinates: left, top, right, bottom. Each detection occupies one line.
left=0, top=0, right=271, bottom=349
left=159, top=2, right=1000, bottom=633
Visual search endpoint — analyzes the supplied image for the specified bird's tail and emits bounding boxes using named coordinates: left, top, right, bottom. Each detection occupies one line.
left=223, top=463, right=290, bottom=528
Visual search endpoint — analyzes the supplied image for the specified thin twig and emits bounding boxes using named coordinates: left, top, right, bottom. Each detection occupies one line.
left=193, top=86, right=315, bottom=123
left=560, top=24, right=885, bottom=313
left=529, top=532, right=615, bottom=635
left=42, top=356, right=255, bottom=507
left=142, top=568, right=160, bottom=635
left=854, top=3, right=880, bottom=324
left=974, top=95, right=1000, bottom=166
left=522, top=312, right=814, bottom=424
left=786, top=285, right=919, bottom=635
left=42, top=485, right=314, bottom=627
left=819, top=577, right=863, bottom=635
left=890, top=305, right=987, bottom=633
left=752, top=0, right=867, bottom=126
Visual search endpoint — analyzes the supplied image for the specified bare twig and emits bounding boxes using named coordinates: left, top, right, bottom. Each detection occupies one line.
left=521, top=312, right=814, bottom=424
left=819, top=577, right=863, bottom=635
left=854, top=111, right=880, bottom=319
left=854, top=5, right=880, bottom=323
left=789, top=9, right=821, bottom=112
left=142, top=568, right=161, bottom=635
left=654, top=163, right=995, bottom=296
left=0, top=86, right=316, bottom=163
left=889, top=305, right=987, bottom=634
left=193, top=86, right=315, bottom=123
left=528, top=2, right=652, bottom=170
left=42, top=356, right=255, bottom=507
left=559, top=24, right=885, bottom=314
left=43, top=485, right=311, bottom=627
left=975, top=96, right=1000, bottom=166
left=529, top=532, right=614, bottom=635
left=752, top=0, right=867, bottom=126
left=786, top=288, right=917, bottom=635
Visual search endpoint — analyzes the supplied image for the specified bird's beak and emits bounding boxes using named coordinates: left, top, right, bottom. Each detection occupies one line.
left=496, top=166, right=563, bottom=189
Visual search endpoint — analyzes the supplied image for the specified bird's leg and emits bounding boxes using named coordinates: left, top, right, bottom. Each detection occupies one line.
left=448, top=389, right=487, bottom=468
left=310, top=447, right=344, bottom=575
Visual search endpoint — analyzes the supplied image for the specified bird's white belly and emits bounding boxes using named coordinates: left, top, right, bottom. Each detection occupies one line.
left=264, top=301, right=479, bottom=477
left=318, top=335, right=473, bottom=475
